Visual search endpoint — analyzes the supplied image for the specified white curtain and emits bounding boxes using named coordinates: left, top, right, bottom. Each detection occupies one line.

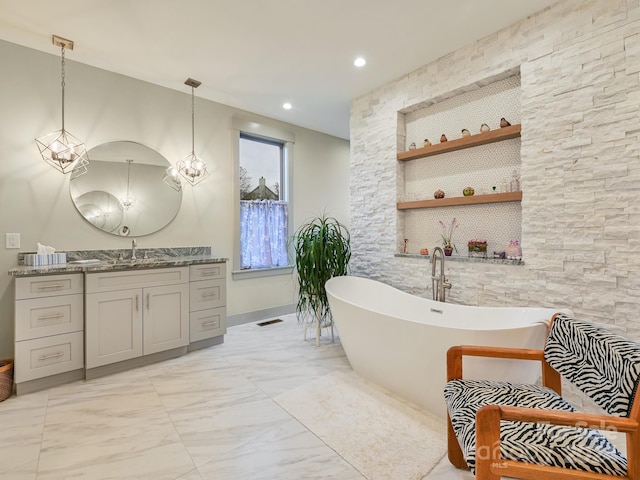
left=240, top=200, right=289, bottom=269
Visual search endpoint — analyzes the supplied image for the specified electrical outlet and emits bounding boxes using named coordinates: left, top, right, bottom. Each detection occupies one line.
left=6, top=233, right=20, bottom=249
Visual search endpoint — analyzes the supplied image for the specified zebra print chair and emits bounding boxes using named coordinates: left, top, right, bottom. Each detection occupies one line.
left=443, top=312, right=640, bottom=480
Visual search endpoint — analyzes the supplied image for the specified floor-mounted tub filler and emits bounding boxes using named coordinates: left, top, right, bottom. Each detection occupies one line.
left=325, top=275, right=569, bottom=419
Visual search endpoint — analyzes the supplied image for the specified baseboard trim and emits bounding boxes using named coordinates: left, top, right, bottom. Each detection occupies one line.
left=228, top=304, right=296, bottom=327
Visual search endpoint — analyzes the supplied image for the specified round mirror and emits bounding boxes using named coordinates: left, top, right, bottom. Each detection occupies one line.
left=70, top=141, right=182, bottom=236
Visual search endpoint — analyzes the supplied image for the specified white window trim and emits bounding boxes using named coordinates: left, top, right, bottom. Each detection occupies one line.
left=231, top=117, right=295, bottom=280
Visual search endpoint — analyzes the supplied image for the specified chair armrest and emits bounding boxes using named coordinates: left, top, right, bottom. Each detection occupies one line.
left=495, top=405, right=639, bottom=433
left=446, top=345, right=561, bottom=394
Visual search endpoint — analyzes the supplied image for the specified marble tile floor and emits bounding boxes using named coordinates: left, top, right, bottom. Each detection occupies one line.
left=0, top=314, right=468, bottom=480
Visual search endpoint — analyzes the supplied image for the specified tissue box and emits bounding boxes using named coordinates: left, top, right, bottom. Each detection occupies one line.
left=24, top=253, right=67, bottom=266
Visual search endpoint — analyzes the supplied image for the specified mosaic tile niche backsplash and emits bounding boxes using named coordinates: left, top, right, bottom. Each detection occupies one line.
left=400, top=75, right=522, bottom=256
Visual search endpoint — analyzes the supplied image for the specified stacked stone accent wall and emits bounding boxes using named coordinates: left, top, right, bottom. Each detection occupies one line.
left=350, top=0, right=640, bottom=344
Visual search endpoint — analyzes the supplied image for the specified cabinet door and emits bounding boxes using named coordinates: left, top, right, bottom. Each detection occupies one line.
left=86, top=290, right=143, bottom=369
left=143, top=284, right=189, bottom=355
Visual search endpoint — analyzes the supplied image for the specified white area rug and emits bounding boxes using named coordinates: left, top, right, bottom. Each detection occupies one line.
left=274, top=371, right=447, bottom=480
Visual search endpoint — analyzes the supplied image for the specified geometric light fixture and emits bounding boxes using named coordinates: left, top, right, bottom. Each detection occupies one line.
left=162, top=164, right=182, bottom=192
left=35, top=35, right=88, bottom=174
left=121, top=159, right=136, bottom=209
left=175, top=78, right=209, bottom=186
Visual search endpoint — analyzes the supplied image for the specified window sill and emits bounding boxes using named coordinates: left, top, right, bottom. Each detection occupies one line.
left=232, top=265, right=294, bottom=280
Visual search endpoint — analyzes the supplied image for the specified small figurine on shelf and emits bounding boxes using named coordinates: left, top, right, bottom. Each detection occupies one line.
left=403, top=238, right=409, bottom=254
left=420, top=248, right=429, bottom=255
left=506, top=240, right=522, bottom=260
left=480, top=123, right=490, bottom=133
left=423, top=139, right=431, bottom=147
left=461, top=129, right=471, bottom=137
left=500, top=117, right=512, bottom=128
left=463, top=187, right=474, bottom=196
left=434, top=189, right=445, bottom=199
left=440, top=134, right=448, bottom=143
left=408, top=142, right=416, bottom=150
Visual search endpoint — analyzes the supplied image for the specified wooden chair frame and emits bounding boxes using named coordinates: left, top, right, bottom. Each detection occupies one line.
left=446, top=325, right=640, bottom=480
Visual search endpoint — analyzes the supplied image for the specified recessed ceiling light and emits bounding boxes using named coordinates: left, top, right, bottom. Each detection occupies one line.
left=354, top=57, right=366, bottom=68
left=283, top=102, right=292, bottom=110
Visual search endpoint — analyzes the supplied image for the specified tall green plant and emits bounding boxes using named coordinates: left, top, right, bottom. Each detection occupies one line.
left=293, top=215, right=350, bottom=327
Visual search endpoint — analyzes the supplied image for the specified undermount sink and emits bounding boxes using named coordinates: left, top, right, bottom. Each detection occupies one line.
left=68, top=259, right=102, bottom=264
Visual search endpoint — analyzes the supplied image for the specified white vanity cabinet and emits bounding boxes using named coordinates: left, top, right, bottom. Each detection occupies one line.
left=14, top=274, right=84, bottom=386
left=189, top=263, right=227, bottom=342
left=85, top=267, right=189, bottom=369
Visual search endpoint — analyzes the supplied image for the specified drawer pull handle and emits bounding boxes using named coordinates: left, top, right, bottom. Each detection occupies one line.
left=38, top=313, right=65, bottom=320
left=201, top=292, right=216, bottom=298
left=136, top=294, right=139, bottom=312
left=147, top=293, right=150, bottom=310
left=201, top=321, right=217, bottom=327
left=38, top=284, right=64, bottom=290
left=200, top=270, right=218, bottom=276
left=38, top=352, right=64, bottom=361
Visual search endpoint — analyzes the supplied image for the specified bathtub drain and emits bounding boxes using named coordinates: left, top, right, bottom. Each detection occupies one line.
left=430, top=308, right=443, bottom=314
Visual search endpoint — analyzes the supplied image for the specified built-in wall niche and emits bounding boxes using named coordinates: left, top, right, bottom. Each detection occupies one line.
left=398, top=74, right=522, bottom=257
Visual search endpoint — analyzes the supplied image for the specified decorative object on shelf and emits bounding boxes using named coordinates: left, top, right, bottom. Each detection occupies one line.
left=434, top=189, right=445, bottom=199
left=467, top=239, right=488, bottom=258
left=500, top=179, right=509, bottom=193
left=173, top=78, right=210, bottom=186
left=439, top=217, right=458, bottom=255
left=408, top=142, right=416, bottom=150
left=506, top=240, right=522, bottom=260
left=403, top=238, right=409, bottom=254
left=492, top=186, right=497, bottom=193
left=461, top=129, right=470, bottom=137
left=440, top=134, right=448, bottom=143
left=420, top=248, right=429, bottom=255
left=463, top=187, right=475, bottom=196
left=480, top=123, right=490, bottom=133
left=510, top=170, right=520, bottom=192
left=500, top=117, right=512, bottom=128
left=493, top=251, right=506, bottom=259
left=35, top=35, right=89, bottom=175
left=423, top=139, right=431, bottom=147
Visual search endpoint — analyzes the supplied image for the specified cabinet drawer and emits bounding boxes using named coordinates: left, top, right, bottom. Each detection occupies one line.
left=86, top=267, right=189, bottom=293
left=15, top=274, right=83, bottom=300
left=189, top=279, right=226, bottom=311
left=15, top=294, right=83, bottom=341
left=15, top=331, right=84, bottom=383
left=190, top=307, right=226, bottom=342
left=190, top=263, right=225, bottom=281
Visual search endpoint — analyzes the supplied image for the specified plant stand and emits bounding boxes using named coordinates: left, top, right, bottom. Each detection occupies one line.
left=302, top=301, right=334, bottom=347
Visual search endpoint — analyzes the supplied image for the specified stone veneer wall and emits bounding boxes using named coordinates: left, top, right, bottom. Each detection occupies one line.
left=350, top=0, right=640, bottom=346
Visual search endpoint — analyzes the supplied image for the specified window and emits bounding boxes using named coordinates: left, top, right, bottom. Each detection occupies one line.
left=238, top=133, right=290, bottom=271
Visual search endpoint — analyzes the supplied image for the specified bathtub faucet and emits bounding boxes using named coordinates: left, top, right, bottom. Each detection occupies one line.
left=431, top=247, right=451, bottom=302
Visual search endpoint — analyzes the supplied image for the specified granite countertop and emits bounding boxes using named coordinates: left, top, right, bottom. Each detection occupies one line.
left=8, top=246, right=227, bottom=277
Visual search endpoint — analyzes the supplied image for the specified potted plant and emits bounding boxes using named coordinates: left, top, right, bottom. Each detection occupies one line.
left=292, top=215, right=350, bottom=338
left=439, top=217, right=459, bottom=256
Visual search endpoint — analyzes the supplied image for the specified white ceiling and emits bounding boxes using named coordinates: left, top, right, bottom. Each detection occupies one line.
left=0, top=1, right=558, bottom=140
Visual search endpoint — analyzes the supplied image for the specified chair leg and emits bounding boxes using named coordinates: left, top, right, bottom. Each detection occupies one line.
left=475, top=406, right=502, bottom=480
left=447, top=414, right=468, bottom=469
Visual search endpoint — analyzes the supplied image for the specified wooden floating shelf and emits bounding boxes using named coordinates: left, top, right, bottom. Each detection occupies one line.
left=397, top=124, right=521, bottom=161
left=397, top=191, right=522, bottom=210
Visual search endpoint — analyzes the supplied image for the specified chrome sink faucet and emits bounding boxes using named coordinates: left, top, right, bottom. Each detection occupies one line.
left=131, top=239, right=137, bottom=261
left=431, top=247, right=452, bottom=302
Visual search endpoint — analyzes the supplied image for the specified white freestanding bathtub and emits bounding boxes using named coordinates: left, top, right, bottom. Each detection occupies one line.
left=326, top=275, right=567, bottom=419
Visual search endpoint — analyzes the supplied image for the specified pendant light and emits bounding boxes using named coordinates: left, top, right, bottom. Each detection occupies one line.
left=176, top=78, right=209, bottom=186
left=121, top=159, right=136, bottom=209
left=162, top=165, right=182, bottom=192
left=35, top=35, right=88, bottom=174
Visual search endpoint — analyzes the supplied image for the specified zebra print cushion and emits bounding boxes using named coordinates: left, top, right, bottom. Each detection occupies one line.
left=444, top=379, right=628, bottom=475
left=545, top=313, right=640, bottom=417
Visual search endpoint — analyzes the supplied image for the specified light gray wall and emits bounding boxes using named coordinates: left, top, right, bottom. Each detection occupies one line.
left=350, top=0, right=640, bottom=342
left=0, top=39, right=350, bottom=358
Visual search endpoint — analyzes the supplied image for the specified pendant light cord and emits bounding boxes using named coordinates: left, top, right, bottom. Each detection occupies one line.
left=61, top=45, right=66, bottom=131
left=191, top=86, right=195, bottom=156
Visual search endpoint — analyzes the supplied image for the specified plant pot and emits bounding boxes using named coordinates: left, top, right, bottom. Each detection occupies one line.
left=443, top=247, right=453, bottom=256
